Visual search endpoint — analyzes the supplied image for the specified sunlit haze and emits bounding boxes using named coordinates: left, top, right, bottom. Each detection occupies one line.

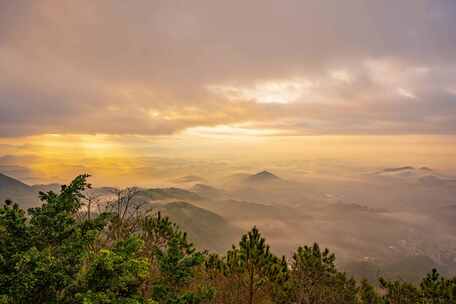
left=0, top=133, right=455, bottom=186
left=2, top=1, right=456, bottom=186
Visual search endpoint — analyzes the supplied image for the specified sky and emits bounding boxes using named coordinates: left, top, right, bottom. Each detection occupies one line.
left=1, top=0, right=456, bottom=185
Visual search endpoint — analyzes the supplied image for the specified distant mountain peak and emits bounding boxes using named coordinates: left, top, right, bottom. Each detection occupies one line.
left=379, top=166, right=433, bottom=174
left=374, top=166, right=439, bottom=177
left=172, top=175, right=206, bottom=184
left=419, top=166, right=433, bottom=171
left=256, top=170, right=278, bottom=176
left=192, top=183, right=219, bottom=192
left=382, top=166, right=415, bottom=173
left=142, top=187, right=202, bottom=201
left=191, top=183, right=227, bottom=199
left=247, top=170, right=280, bottom=182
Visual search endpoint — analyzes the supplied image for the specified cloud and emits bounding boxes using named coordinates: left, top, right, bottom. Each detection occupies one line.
left=0, top=0, right=455, bottom=136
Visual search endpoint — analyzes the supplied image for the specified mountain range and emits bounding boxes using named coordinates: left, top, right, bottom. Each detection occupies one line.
left=1, top=168, right=456, bottom=279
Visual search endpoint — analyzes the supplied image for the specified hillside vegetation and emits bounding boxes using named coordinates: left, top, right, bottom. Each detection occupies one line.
left=1, top=175, right=456, bottom=304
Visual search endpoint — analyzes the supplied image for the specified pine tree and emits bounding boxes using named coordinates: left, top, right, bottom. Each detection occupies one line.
left=222, top=226, right=287, bottom=304
left=359, top=279, right=383, bottom=304
left=379, top=277, right=422, bottom=304
left=0, top=174, right=110, bottom=303
left=75, top=237, right=152, bottom=304
left=288, top=243, right=358, bottom=304
left=141, top=213, right=213, bottom=304
left=420, top=269, right=456, bottom=304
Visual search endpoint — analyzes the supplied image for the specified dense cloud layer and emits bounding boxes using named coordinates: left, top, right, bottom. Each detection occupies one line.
left=1, top=0, right=455, bottom=136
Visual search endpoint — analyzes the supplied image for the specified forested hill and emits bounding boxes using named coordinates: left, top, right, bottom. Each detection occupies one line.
left=0, top=173, right=38, bottom=208
left=1, top=175, right=455, bottom=303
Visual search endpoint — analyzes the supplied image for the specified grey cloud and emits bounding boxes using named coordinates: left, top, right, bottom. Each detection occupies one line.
left=0, top=0, right=455, bottom=136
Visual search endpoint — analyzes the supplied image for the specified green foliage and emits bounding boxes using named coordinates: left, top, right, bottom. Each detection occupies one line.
left=420, top=269, right=456, bottom=303
left=0, top=174, right=109, bottom=303
left=76, top=237, right=151, bottom=304
left=142, top=213, right=213, bottom=304
left=211, top=226, right=288, bottom=304
left=287, top=243, right=358, bottom=304
left=379, top=277, right=422, bottom=303
left=359, top=279, right=383, bottom=304
left=376, top=268, right=456, bottom=304
left=0, top=200, right=31, bottom=300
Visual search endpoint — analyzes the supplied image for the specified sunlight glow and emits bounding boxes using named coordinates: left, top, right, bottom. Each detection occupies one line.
left=184, top=125, right=284, bottom=137
left=208, top=79, right=314, bottom=104
left=330, top=70, right=353, bottom=84
left=397, top=88, right=417, bottom=99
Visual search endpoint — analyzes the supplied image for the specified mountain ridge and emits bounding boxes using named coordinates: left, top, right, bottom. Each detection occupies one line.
left=246, top=170, right=281, bottom=183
